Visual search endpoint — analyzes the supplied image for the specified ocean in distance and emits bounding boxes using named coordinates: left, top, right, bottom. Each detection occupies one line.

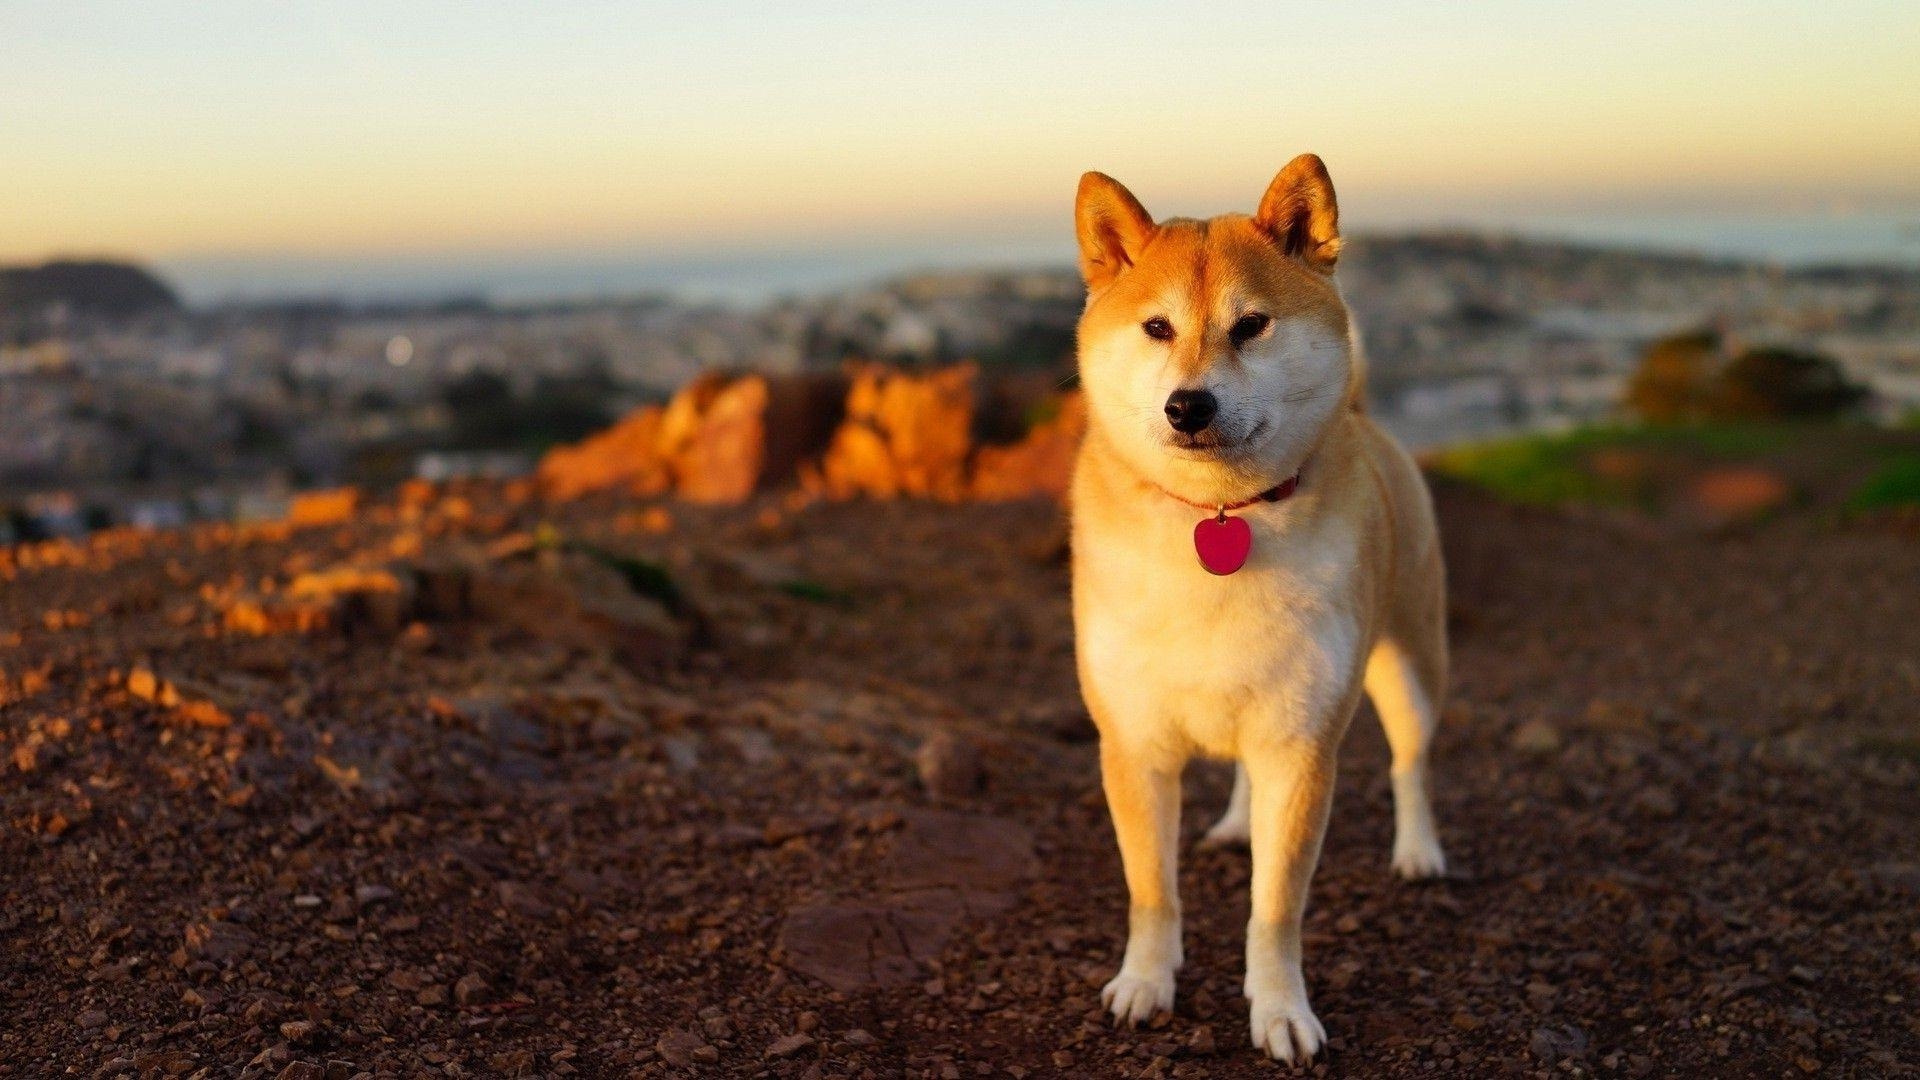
left=158, top=207, right=1920, bottom=308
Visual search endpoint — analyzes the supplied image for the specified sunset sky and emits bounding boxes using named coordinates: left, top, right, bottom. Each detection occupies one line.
left=6, top=1, right=1918, bottom=278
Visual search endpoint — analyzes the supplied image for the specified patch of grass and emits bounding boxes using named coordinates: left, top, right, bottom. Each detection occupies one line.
left=776, top=578, right=856, bottom=605
left=1846, top=454, right=1920, bottom=512
left=533, top=525, right=685, bottom=615
left=1428, top=423, right=1826, bottom=508
left=575, top=543, right=684, bottom=613
left=1431, top=420, right=1920, bottom=514
left=1611, top=423, right=1793, bottom=457
left=1427, top=434, right=1631, bottom=507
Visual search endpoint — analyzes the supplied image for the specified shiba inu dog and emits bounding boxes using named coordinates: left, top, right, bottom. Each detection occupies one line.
left=1070, top=155, right=1448, bottom=1063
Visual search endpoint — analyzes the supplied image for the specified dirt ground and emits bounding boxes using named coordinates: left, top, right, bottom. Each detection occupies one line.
left=2, top=483, right=1917, bottom=1078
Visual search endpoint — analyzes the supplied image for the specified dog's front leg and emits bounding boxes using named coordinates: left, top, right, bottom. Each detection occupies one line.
left=1242, top=739, right=1339, bottom=1063
left=1098, top=739, right=1183, bottom=1026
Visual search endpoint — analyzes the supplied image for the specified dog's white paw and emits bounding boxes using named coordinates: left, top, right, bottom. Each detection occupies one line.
left=1200, top=815, right=1251, bottom=849
left=1101, top=969, right=1174, bottom=1027
left=1249, top=992, right=1326, bottom=1064
left=1390, top=834, right=1447, bottom=880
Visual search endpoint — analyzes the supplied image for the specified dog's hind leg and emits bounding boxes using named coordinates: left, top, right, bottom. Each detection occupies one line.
left=1097, top=740, right=1184, bottom=1026
left=1364, top=635, right=1447, bottom=879
left=1201, top=762, right=1252, bottom=847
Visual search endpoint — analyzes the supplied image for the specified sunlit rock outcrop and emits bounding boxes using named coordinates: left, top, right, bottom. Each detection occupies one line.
left=540, top=362, right=1083, bottom=507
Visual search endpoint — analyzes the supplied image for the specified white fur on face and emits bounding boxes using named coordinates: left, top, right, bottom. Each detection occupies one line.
left=1081, top=311, right=1353, bottom=502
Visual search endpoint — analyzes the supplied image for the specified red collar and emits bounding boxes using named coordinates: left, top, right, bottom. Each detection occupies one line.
left=1157, top=469, right=1301, bottom=513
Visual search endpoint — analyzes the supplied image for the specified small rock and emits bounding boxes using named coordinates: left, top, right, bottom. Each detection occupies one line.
left=279, top=1020, right=317, bottom=1042
left=660, top=734, right=702, bottom=774
left=77, top=1009, right=108, bottom=1029
left=453, top=972, right=489, bottom=1006
left=720, top=726, right=779, bottom=765
left=763, top=814, right=832, bottom=845
left=131, top=1051, right=196, bottom=1076
left=656, top=1029, right=713, bottom=1068
left=286, top=487, right=361, bottom=527
left=127, top=667, right=170, bottom=704
left=916, top=730, right=984, bottom=801
left=1630, top=786, right=1679, bottom=819
left=353, top=884, right=394, bottom=907
left=384, top=968, right=426, bottom=992
left=1187, top=1025, right=1216, bottom=1055
left=182, top=920, right=255, bottom=964
left=1512, top=719, right=1563, bottom=754
left=1584, top=698, right=1649, bottom=730
left=1326, top=960, right=1362, bottom=989
left=487, top=1050, right=535, bottom=1072
left=765, top=1033, right=815, bottom=1059
left=280, top=1014, right=318, bottom=1045
left=1529, top=1024, right=1589, bottom=1062
left=495, top=880, right=552, bottom=918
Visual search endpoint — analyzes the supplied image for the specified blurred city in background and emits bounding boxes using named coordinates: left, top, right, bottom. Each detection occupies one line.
left=5, top=231, right=1919, bottom=538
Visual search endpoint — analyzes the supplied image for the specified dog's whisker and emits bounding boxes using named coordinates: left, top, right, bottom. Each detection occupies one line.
left=1282, top=381, right=1343, bottom=403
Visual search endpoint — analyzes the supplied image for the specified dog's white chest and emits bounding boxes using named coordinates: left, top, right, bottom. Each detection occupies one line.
left=1075, top=507, right=1364, bottom=760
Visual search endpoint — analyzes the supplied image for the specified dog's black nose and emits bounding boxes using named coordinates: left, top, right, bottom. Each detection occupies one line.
left=1164, top=389, right=1218, bottom=434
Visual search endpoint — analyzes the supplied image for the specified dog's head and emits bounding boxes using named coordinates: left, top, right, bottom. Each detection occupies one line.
left=1073, top=155, right=1355, bottom=504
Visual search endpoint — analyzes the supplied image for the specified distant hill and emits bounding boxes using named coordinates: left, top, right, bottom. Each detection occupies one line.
left=0, top=260, right=180, bottom=318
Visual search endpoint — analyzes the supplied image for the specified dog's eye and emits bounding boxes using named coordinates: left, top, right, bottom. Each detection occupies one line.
left=1142, top=317, right=1174, bottom=341
left=1230, top=313, right=1272, bottom=346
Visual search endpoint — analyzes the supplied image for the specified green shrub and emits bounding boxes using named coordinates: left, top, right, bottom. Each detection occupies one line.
left=1714, top=347, right=1869, bottom=420
left=1847, top=455, right=1920, bottom=512
left=1624, top=331, right=1867, bottom=423
left=1626, top=331, right=1720, bottom=422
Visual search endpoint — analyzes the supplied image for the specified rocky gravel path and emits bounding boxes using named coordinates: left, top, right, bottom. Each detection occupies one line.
left=1, top=485, right=1916, bottom=1077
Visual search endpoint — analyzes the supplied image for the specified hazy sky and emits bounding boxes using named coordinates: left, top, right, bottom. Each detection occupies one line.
left=5, top=0, right=1918, bottom=267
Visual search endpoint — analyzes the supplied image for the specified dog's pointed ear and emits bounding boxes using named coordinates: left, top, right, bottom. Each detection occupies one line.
left=1255, top=154, right=1341, bottom=272
left=1075, top=172, right=1155, bottom=290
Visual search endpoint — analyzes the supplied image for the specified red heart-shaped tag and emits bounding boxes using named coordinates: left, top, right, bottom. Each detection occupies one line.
left=1193, top=514, right=1253, bottom=575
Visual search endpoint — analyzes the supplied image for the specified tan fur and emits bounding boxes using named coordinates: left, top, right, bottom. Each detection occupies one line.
left=1070, top=156, right=1448, bottom=1063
